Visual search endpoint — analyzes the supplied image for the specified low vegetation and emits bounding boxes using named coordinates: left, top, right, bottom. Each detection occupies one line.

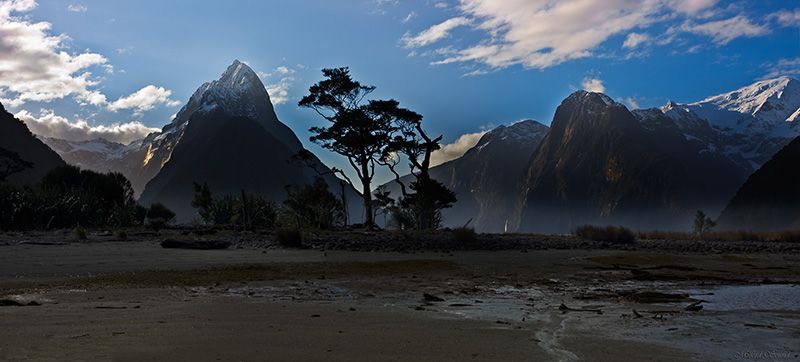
left=0, top=165, right=146, bottom=230
left=638, top=230, right=800, bottom=242
left=574, top=225, right=637, bottom=243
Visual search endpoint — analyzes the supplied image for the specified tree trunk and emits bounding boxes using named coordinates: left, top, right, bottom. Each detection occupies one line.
left=360, top=161, right=374, bottom=228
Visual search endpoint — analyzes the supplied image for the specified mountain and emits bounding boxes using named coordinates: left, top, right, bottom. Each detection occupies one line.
left=40, top=137, right=149, bottom=186
left=513, top=91, right=748, bottom=233
left=717, top=136, right=800, bottom=231
left=138, top=60, right=360, bottom=222
left=0, top=103, right=65, bottom=184
left=658, top=76, right=800, bottom=172
left=380, top=120, right=548, bottom=232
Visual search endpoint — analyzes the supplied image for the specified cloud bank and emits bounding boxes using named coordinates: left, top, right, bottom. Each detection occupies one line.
left=430, top=130, right=487, bottom=166
left=15, top=109, right=159, bottom=144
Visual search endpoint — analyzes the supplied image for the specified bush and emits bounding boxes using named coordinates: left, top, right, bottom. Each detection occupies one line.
left=274, top=228, right=303, bottom=248
left=73, top=227, right=87, bottom=240
left=574, top=225, right=636, bottom=243
left=147, top=203, right=175, bottom=230
left=191, top=183, right=277, bottom=229
left=282, top=177, right=344, bottom=230
left=451, top=227, right=478, bottom=245
left=0, top=165, right=145, bottom=230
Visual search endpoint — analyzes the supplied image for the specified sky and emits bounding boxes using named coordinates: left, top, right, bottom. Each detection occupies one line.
left=1, top=0, right=799, bottom=186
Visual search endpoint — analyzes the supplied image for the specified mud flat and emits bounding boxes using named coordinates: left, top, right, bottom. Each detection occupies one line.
left=0, top=234, right=798, bottom=361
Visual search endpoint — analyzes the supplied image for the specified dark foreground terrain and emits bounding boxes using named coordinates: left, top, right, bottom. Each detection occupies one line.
left=0, top=230, right=798, bottom=361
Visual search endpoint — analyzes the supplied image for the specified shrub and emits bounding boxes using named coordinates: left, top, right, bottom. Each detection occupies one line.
left=574, top=225, right=637, bottom=243
left=451, top=227, right=478, bottom=245
left=191, top=183, right=277, bottom=229
left=274, top=228, right=303, bottom=248
left=0, top=165, right=145, bottom=231
left=282, top=177, right=344, bottom=230
left=147, top=203, right=175, bottom=230
left=73, top=227, right=87, bottom=240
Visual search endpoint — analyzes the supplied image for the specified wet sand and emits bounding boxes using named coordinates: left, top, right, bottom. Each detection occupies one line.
left=0, top=237, right=798, bottom=361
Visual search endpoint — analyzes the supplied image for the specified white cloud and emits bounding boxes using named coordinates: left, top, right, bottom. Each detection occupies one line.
left=264, top=66, right=296, bottom=106
left=0, top=0, right=109, bottom=107
left=67, top=4, right=86, bottom=12
left=678, top=15, right=769, bottom=45
left=430, top=130, right=487, bottom=166
left=581, top=77, right=606, bottom=93
left=266, top=77, right=292, bottom=105
left=401, top=17, right=470, bottom=48
left=275, top=66, right=294, bottom=75
left=411, top=0, right=768, bottom=70
left=623, top=33, right=650, bottom=48
left=15, top=109, right=159, bottom=144
left=402, top=11, right=417, bottom=23
left=668, top=0, right=717, bottom=15
left=115, top=46, right=133, bottom=55
left=107, top=85, right=180, bottom=113
left=623, top=96, right=640, bottom=109
left=770, top=8, right=800, bottom=27
left=434, top=2, right=448, bottom=9
left=761, top=58, right=800, bottom=80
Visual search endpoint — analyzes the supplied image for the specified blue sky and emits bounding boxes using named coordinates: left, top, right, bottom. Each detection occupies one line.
left=1, top=0, right=799, bottom=185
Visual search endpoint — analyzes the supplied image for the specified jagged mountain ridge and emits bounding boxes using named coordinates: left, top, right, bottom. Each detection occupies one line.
left=654, top=76, right=800, bottom=171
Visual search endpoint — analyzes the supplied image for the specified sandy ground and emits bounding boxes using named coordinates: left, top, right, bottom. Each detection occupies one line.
left=0, top=237, right=799, bottom=361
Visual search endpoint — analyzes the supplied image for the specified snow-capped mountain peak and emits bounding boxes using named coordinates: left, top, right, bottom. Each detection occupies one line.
left=646, top=76, right=800, bottom=172
left=692, top=76, right=800, bottom=128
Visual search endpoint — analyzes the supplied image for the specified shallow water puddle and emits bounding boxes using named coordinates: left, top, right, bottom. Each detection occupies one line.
left=683, top=284, right=800, bottom=312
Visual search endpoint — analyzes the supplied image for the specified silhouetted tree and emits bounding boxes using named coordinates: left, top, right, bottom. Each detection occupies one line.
left=693, top=210, right=716, bottom=237
left=299, top=67, right=421, bottom=228
left=380, top=110, right=456, bottom=230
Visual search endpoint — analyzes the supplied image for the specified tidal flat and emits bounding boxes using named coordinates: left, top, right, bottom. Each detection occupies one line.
left=0, top=231, right=798, bottom=361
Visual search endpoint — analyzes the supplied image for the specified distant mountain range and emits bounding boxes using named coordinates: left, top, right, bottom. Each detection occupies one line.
left=15, top=70, right=800, bottom=232
left=382, top=76, right=799, bottom=232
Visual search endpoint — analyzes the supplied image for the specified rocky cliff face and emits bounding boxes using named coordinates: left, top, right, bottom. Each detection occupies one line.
left=513, top=91, right=747, bottom=233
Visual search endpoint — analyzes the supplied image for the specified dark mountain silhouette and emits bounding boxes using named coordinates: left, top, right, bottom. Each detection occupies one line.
left=0, top=103, right=65, bottom=184
left=380, top=120, right=548, bottom=232
left=717, top=136, right=800, bottom=231
left=512, top=91, right=747, bottom=233
left=139, top=60, right=360, bottom=222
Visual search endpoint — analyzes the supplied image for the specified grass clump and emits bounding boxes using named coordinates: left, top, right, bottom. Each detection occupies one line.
left=274, top=228, right=303, bottom=248
left=574, top=225, right=636, bottom=244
